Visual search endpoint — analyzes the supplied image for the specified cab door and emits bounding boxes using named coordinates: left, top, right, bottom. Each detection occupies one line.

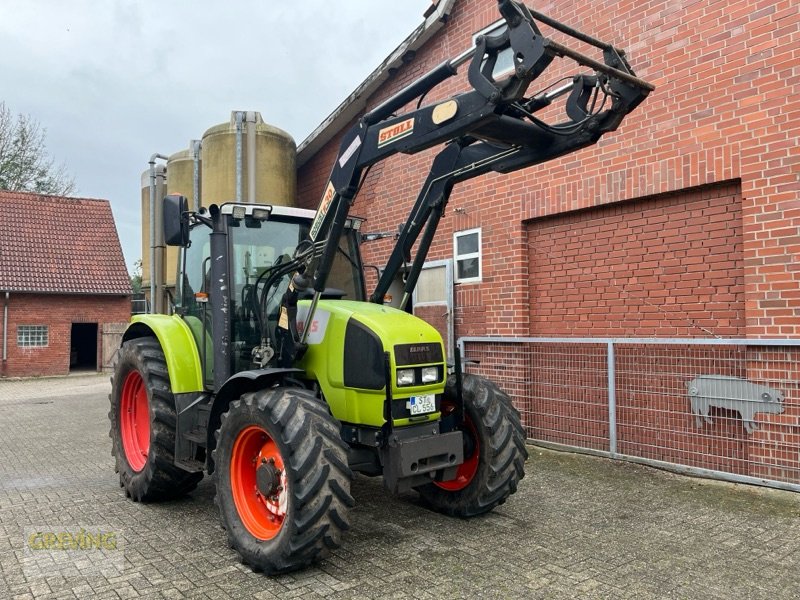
left=176, top=225, right=213, bottom=386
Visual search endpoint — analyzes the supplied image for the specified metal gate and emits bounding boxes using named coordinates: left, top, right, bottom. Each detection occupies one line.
left=459, top=336, right=800, bottom=492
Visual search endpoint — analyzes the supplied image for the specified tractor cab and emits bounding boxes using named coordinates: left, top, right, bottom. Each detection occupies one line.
left=173, top=201, right=366, bottom=385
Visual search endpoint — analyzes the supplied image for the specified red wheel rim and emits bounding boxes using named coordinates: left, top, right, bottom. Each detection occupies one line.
left=436, top=402, right=480, bottom=491
left=119, top=370, right=150, bottom=472
left=230, top=425, right=288, bottom=540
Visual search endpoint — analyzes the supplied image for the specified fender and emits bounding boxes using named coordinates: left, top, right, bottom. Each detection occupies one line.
left=205, top=368, right=305, bottom=473
left=122, top=315, right=204, bottom=394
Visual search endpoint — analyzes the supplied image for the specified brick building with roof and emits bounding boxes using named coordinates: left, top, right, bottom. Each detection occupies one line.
left=297, top=0, right=799, bottom=343
left=0, top=191, right=131, bottom=378
left=294, top=1, right=800, bottom=485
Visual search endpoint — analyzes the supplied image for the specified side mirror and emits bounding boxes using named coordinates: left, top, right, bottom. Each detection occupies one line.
left=163, top=194, right=189, bottom=246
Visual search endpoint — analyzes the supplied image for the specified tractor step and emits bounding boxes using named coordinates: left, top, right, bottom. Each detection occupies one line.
left=183, top=428, right=207, bottom=445
left=175, top=393, right=211, bottom=472
left=174, top=457, right=205, bottom=472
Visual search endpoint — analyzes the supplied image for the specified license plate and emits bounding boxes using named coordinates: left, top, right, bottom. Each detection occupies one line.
left=407, top=394, right=436, bottom=416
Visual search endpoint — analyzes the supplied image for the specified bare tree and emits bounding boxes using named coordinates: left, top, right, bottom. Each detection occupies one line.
left=0, top=102, right=76, bottom=196
left=130, top=259, right=143, bottom=294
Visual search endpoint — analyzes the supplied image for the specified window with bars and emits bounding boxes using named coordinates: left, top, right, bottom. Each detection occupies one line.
left=17, top=325, right=49, bottom=347
left=454, top=228, right=482, bottom=283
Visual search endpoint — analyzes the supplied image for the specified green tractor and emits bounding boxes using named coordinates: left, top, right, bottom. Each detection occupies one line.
left=110, top=0, right=652, bottom=574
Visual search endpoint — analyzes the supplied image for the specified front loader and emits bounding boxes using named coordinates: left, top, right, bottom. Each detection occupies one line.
left=110, top=0, right=653, bottom=574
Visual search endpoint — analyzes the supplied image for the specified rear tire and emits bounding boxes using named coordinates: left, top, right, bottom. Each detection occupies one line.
left=213, top=387, right=354, bottom=574
left=416, top=374, right=527, bottom=517
left=109, top=337, right=203, bottom=501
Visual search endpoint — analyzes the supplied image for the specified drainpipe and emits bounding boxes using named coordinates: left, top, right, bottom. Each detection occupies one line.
left=153, top=164, right=167, bottom=314
left=234, top=111, right=244, bottom=203
left=191, top=139, right=202, bottom=211
left=149, top=153, right=168, bottom=314
left=245, top=111, right=257, bottom=203
left=2, top=291, right=8, bottom=364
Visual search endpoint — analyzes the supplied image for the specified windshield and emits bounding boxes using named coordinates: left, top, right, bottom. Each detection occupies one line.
left=228, top=214, right=365, bottom=374
left=229, top=215, right=365, bottom=307
left=176, top=213, right=365, bottom=382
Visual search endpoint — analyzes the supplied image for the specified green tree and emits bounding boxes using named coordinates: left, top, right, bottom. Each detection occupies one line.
left=0, top=101, right=76, bottom=196
left=130, top=259, right=143, bottom=294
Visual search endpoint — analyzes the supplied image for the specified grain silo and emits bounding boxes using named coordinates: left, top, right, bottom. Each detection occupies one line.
left=200, top=111, right=296, bottom=207
left=142, top=111, right=296, bottom=314
left=140, top=163, right=166, bottom=306
left=163, top=148, right=198, bottom=288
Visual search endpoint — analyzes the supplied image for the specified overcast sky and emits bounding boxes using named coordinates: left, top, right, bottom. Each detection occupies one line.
left=0, top=0, right=429, bottom=273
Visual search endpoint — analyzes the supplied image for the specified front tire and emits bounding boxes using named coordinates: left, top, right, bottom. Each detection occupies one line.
left=109, top=337, right=203, bottom=501
left=416, top=374, right=527, bottom=517
left=212, top=387, right=354, bottom=574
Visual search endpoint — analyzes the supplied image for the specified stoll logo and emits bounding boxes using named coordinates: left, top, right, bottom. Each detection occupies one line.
left=378, top=118, right=414, bottom=148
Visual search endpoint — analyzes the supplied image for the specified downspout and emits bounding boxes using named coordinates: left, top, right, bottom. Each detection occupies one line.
left=191, top=139, right=202, bottom=211
left=2, top=291, right=8, bottom=365
left=149, top=153, right=168, bottom=314
left=245, top=111, right=257, bottom=203
left=234, top=111, right=244, bottom=203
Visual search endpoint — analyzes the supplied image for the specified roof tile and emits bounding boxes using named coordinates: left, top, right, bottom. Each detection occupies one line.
left=0, top=190, right=131, bottom=295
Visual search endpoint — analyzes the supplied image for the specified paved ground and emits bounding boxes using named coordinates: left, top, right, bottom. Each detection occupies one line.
left=1, top=374, right=800, bottom=599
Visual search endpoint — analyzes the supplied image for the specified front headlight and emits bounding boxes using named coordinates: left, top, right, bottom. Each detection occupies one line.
left=396, top=369, right=415, bottom=387
left=421, top=366, right=438, bottom=383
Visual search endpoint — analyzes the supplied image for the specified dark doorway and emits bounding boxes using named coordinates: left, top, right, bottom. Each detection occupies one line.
left=70, top=323, right=98, bottom=371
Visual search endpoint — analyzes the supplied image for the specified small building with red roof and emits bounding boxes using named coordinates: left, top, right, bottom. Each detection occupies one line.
left=0, top=190, right=131, bottom=377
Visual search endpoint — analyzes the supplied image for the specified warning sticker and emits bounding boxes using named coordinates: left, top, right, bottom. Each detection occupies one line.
left=278, top=306, right=289, bottom=330
left=338, top=135, right=362, bottom=168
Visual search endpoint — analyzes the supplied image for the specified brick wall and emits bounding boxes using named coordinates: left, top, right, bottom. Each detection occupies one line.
left=0, top=293, right=130, bottom=378
left=297, top=0, right=800, bottom=339
left=295, top=0, right=800, bottom=487
left=527, top=181, right=745, bottom=337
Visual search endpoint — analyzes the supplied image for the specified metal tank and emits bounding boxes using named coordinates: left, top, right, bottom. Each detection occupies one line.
left=200, top=111, right=296, bottom=207
left=164, top=148, right=198, bottom=288
left=141, top=112, right=294, bottom=314
left=140, top=164, right=166, bottom=296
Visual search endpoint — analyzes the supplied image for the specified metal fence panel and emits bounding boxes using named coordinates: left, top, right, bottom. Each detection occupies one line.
left=459, top=337, right=800, bottom=492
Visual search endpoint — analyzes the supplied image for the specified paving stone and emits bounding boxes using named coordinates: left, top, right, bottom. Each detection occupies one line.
left=1, top=374, right=799, bottom=598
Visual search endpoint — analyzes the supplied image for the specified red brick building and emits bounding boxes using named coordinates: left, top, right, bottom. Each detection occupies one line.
left=0, top=191, right=131, bottom=378
left=295, top=0, right=799, bottom=486
left=297, top=0, right=799, bottom=342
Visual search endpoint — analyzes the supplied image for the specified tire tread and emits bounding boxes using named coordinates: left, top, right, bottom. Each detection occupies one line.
left=109, top=337, right=202, bottom=502
left=212, top=387, right=353, bottom=574
left=417, top=373, right=527, bottom=517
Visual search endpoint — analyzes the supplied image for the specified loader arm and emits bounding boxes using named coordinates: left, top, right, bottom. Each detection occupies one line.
left=297, top=0, right=653, bottom=335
